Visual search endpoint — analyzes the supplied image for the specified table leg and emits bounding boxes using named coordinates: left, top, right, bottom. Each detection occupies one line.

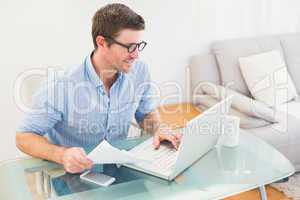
left=259, top=186, right=267, bottom=200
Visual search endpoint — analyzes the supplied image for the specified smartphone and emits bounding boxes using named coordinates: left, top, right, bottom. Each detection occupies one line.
left=80, top=170, right=116, bottom=187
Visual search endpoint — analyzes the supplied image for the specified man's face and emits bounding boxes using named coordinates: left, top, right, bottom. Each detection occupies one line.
left=104, top=29, right=144, bottom=73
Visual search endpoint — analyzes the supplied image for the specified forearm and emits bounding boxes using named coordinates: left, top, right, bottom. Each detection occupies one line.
left=139, top=110, right=161, bottom=134
left=16, top=132, right=66, bottom=164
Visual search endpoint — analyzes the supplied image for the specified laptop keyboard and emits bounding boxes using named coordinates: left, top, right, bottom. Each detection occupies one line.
left=129, top=138, right=179, bottom=174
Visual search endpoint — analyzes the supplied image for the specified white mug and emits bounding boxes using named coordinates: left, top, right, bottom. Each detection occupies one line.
left=220, top=115, right=240, bottom=147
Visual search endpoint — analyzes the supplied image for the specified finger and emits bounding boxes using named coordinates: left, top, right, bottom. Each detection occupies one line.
left=166, top=135, right=179, bottom=150
left=73, top=154, right=93, bottom=169
left=156, top=133, right=178, bottom=149
left=67, top=165, right=83, bottom=174
left=71, top=156, right=89, bottom=170
left=171, top=139, right=179, bottom=150
left=153, top=134, right=160, bottom=149
left=175, top=132, right=182, bottom=140
left=78, top=148, right=93, bottom=163
left=68, top=150, right=91, bottom=169
left=76, top=148, right=93, bottom=166
left=64, top=160, right=84, bottom=174
left=174, top=133, right=182, bottom=147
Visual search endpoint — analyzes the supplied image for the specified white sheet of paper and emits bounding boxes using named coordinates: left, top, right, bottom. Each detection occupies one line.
left=87, top=140, right=150, bottom=164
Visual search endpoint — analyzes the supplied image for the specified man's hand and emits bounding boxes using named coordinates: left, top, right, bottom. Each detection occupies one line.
left=153, top=130, right=182, bottom=150
left=61, top=147, right=93, bottom=174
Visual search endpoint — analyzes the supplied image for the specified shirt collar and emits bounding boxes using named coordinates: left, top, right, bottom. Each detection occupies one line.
left=85, top=52, right=104, bottom=88
left=85, top=52, right=126, bottom=88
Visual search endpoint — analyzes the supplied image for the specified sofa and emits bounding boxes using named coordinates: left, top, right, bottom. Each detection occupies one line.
left=188, top=32, right=300, bottom=171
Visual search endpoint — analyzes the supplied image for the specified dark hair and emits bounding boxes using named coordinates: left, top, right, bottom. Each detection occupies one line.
left=92, top=3, right=145, bottom=49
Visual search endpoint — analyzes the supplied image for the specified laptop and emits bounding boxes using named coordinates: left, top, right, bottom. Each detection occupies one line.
left=123, top=96, right=233, bottom=181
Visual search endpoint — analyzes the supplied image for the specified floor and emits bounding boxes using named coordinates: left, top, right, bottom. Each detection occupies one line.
left=226, top=186, right=290, bottom=200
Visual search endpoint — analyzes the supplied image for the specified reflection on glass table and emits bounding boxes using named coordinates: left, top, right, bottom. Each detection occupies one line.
left=0, top=131, right=295, bottom=200
left=26, top=164, right=152, bottom=198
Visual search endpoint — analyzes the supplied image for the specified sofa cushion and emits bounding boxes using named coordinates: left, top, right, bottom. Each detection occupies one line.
left=277, top=100, right=300, bottom=121
left=250, top=99, right=300, bottom=170
left=212, top=36, right=284, bottom=96
left=239, top=50, right=297, bottom=107
left=280, top=33, right=300, bottom=93
left=193, top=95, right=271, bottom=129
left=198, top=82, right=279, bottom=123
left=246, top=112, right=300, bottom=171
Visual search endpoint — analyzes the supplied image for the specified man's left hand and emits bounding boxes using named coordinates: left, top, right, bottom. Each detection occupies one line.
left=153, top=130, right=182, bottom=150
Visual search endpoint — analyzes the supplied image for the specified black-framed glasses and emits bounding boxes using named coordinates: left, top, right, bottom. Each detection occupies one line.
left=104, top=36, right=147, bottom=53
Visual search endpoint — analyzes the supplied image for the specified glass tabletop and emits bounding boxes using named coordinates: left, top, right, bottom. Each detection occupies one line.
left=0, top=130, right=294, bottom=200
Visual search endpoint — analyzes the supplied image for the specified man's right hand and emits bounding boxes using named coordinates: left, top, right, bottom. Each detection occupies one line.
left=61, top=147, right=93, bottom=174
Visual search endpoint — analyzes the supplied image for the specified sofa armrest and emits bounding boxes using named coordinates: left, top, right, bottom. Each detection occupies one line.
left=188, top=53, right=221, bottom=96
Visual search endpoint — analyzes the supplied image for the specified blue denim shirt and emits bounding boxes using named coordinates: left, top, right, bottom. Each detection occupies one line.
left=17, top=53, right=158, bottom=148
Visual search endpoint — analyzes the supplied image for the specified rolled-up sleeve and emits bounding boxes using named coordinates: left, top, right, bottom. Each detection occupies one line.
left=16, top=81, right=64, bottom=136
left=135, top=63, right=159, bottom=123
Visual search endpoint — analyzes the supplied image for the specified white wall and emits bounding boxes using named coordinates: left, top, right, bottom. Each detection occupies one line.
left=0, top=0, right=300, bottom=161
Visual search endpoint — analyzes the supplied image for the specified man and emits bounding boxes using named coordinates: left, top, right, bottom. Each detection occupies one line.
left=16, top=3, right=181, bottom=174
